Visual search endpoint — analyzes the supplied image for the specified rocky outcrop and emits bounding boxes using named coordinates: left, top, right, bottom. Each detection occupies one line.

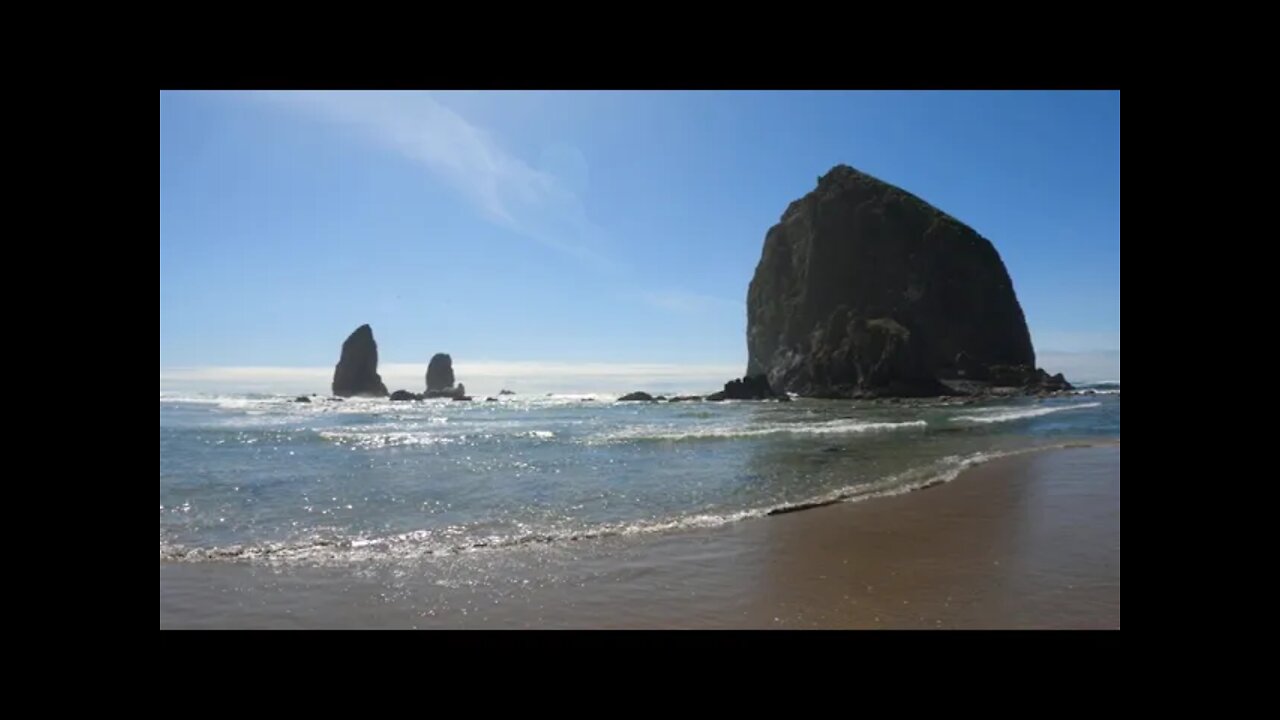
left=426, top=354, right=456, bottom=392
left=294, top=396, right=311, bottom=403
left=426, top=383, right=467, bottom=400
left=706, top=375, right=790, bottom=401
left=389, top=390, right=420, bottom=401
left=745, top=165, right=1066, bottom=397
left=331, top=324, right=390, bottom=398
left=618, top=391, right=655, bottom=402
left=424, top=354, right=470, bottom=398
left=988, top=366, right=1072, bottom=391
left=498, top=389, right=516, bottom=395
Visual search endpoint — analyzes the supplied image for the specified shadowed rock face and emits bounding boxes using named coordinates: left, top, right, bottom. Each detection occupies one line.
left=746, top=165, right=1043, bottom=398
left=426, top=354, right=455, bottom=392
left=331, top=324, right=389, bottom=398
left=706, top=375, right=789, bottom=401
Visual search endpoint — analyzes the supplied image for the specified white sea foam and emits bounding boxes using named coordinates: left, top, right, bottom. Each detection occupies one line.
left=160, top=445, right=1075, bottom=566
left=590, top=418, right=927, bottom=443
left=318, top=428, right=556, bottom=449
left=953, top=402, right=1102, bottom=424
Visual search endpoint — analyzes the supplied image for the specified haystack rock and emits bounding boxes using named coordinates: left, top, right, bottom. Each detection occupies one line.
left=331, top=324, right=389, bottom=398
left=745, top=165, right=1068, bottom=398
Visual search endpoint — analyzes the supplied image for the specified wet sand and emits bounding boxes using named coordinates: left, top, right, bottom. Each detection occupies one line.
left=160, top=444, right=1119, bottom=629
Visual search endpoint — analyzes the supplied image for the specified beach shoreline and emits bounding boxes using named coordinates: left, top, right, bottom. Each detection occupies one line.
left=159, top=442, right=1120, bottom=629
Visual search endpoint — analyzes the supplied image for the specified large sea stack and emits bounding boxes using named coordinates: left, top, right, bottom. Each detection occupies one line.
left=745, top=165, right=1068, bottom=398
left=426, top=353, right=455, bottom=392
left=424, top=353, right=469, bottom=399
left=331, top=324, right=389, bottom=397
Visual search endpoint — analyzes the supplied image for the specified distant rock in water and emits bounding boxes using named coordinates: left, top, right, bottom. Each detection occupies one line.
left=331, top=324, right=390, bottom=398
left=707, top=374, right=789, bottom=401
left=294, top=396, right=311, bottom=403
left=389, top=390, right=420, bottom=402
left=485, top=396, right=498, bottom=402
left=618, top=391, right=655, bottom=402
left=499, top=389, right=516, bottom=395
left=423, top=354, right=471, bottom=398
left=426, top=382, right=467, bottom=400
left=426, top=354, right=456, bottom=392
left=746, top=165, right=1066, bottom=397
left=987, top=366, right=1072, bottom=392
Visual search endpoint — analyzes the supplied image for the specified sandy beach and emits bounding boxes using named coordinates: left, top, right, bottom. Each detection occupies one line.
left=727, top=443, right=1120, bottom=628
left=159, top=443, right=1120, bottom=629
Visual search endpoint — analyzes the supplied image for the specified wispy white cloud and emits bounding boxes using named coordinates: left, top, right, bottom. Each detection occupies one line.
left=160, top=361, right=743, bottom=396
left=252, top=91, right=611, bottom=266
left=640, top=290, right=741, bottom=314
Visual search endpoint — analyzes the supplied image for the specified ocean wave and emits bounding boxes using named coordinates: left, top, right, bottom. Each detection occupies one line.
left=159, top=393, right=287, bottom=409
left=319, top=428, right=556, bottom=449
left=161, top=392, right=636, bottom=411
left=589, top=418, right=927, bottom=443
left=159, top=445, right=1080, bottom=566
left=953, top=402, right=1102, bottom=424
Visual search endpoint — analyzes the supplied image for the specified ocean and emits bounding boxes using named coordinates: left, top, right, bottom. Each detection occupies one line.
left=159, top=385, right=1119, bottom=627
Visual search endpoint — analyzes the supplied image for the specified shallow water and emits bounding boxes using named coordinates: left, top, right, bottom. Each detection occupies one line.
left=160, top=387, right=1119, bottom=567
left=159, top=443, right=1121, bottom=629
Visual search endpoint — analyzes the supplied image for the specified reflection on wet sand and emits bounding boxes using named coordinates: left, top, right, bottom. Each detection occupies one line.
left=743, top=444, right=1120, bottom=628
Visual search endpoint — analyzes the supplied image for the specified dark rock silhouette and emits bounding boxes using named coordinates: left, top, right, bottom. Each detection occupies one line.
left=294, top=396, right=311, bottom=403
left=706, top=374, right=789, bottom=401
left=389, top=390, right=420, bottom=402
left=618, top=391, right=655, bottom=402
left=745, top=164, right=1067, bottom=397
left=423, top=354, right=470, bottom=398
left=426, top=354, right=456, bottom=392
left=331, top=324, right=389, bottom=398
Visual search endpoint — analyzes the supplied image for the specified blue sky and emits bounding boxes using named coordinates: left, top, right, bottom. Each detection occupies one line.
left=160, top=91, right=1120, bottom=391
